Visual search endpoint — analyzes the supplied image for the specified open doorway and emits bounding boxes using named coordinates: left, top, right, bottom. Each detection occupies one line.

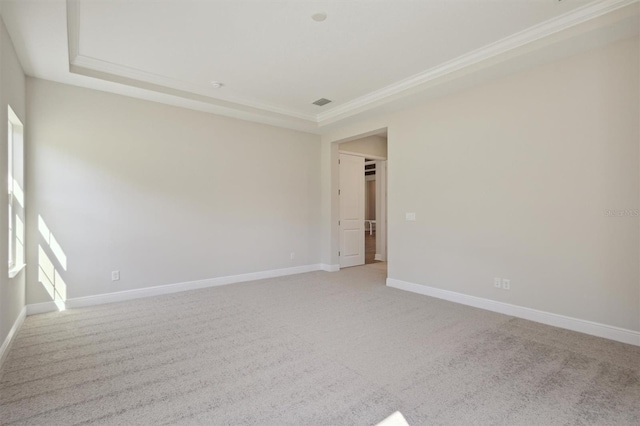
left=363, top=159, right=385, bottom=265
left=336, top=130, right=387, bottom=272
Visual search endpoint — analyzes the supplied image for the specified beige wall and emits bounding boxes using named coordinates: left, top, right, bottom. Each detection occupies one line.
left=0, top=17, right=26, bottom=350
left=339, top=135, right=387, bottom=158
left=1, top=6, right=637, bottom=346
left=26, top=79, right=321, bottom=303
left=322, top=35, right=640, bottom=332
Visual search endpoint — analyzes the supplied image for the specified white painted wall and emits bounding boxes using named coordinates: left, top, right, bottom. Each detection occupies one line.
left=0, top=16, right=26, bottom=351
left=26, top=79, right=321, bottom=304
left=322, top=35, right=640, bottom=332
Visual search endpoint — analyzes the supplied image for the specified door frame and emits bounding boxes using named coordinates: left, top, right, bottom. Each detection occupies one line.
left=338, top=150, right=387, bottom=264
left=375, top=160, right=387, bottom=262
left=332, top=127, right=388, bottom=271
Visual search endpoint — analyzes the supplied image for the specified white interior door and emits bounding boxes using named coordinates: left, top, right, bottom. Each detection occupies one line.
left=340, top=154, right=365, bottom=268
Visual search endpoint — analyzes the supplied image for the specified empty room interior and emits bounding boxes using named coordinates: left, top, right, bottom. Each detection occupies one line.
left=0, top=0, right=639, bottom=424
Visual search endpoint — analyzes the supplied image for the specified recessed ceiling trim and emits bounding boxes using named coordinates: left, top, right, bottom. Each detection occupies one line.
left=71, top=55, right=318, bottom=122
left=316, top=0, right=638, bottom=125
left=66, top=0, right=317, bottom=125
left=69, top=56, right=322, bottom=133
left=66, top=0, right=80, bottom=63
left=65, top=0, right=638, bottom=131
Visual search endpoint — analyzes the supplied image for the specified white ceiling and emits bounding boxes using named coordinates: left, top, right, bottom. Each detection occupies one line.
left=1, top=0, right=638, bottom=132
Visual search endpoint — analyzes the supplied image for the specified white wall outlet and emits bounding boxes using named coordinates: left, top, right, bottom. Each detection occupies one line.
left=405, top=212, right=416, bottom=221
left=494, top=277, right=501, bottom=288
left=290, top=252, right=295, bottom=260
left=502, top=279, right=510, bottom=290
left=111, top=270, right=120, bottom=281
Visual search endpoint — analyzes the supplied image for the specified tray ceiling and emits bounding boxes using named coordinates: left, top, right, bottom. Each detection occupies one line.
left=1, top=0, right=638, bottom=132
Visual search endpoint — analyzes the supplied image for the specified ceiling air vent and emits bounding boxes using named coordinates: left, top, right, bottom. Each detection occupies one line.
left=312, top=98, right=332, bottom=106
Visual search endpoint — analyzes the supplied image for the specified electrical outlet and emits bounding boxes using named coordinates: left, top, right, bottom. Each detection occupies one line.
left=290, top=252, right=295, bottom=260
left=111, top=270, right=120, bottom=281
left=502, top=279, right=510, bottom=290
left=494, top=277, right=501, bottom=288
left=405, top=212, right=416, bottom=221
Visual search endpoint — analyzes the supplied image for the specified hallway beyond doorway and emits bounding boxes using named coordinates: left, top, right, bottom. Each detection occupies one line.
left=365, top=230, right=378, bottom=265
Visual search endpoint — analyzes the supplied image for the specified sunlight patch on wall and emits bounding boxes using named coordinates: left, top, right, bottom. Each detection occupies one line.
left=38, top=215, right=68, bottom=311
left=38, top=215, right=67, bottom=270
left=12, top=178, right=24, bottom=207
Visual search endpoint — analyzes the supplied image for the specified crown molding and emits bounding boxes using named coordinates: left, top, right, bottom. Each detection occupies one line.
left=66, top=0, right=318, bottom=130
left=316, top=0, right=639, bottom=125
left=66, top=0, right=80, bottom=62
left=66, top=0, right=638, bottom=130
left=70, top=54, right=318, bottom=122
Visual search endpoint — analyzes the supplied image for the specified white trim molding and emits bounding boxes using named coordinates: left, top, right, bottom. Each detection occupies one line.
left=8, top=263, right=26, bottom=279
left=0, top=306, right=27, bottom=369
left=387, top=278, right=640, bottom=347
left=64, top=0, right=638, bottom=131
left=317, top=0, right=639, bottom=125
left=65, top=1, right=317, bottom=132
left=27, top=264, right=331, bottom=315
left=338, top=150, right=387, bottom=160
left=26, top=301, right=59, bottom=316
left=320, top=264, right=340, bottom=272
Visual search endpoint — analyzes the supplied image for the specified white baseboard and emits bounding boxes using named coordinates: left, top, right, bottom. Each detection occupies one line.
left=374, top=254, right=382, bottom=261
left=27, top=264, right=326, bottom=315
left=0, top=306, right=26, bottom=369
left=320, top=264, right=340, bottom=272
left=387, top=278, right=640, bottom=347
left=26, top=301, right=59, bottom=315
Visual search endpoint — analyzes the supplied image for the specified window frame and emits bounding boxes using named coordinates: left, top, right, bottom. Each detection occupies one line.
left=8, top=105, right=24, bottom=278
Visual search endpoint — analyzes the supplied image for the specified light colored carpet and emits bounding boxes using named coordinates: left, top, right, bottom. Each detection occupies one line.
left=1, top=266, right=639, bottom=425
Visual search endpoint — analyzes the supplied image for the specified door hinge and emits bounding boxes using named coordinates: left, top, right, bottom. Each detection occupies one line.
left=338, top=251, right=341, bottom=256
left=338, top=159, right=341, bottom=164
left=338, top=189, right=341, bottom=195
left=338, top=220, right=341, bottom=226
